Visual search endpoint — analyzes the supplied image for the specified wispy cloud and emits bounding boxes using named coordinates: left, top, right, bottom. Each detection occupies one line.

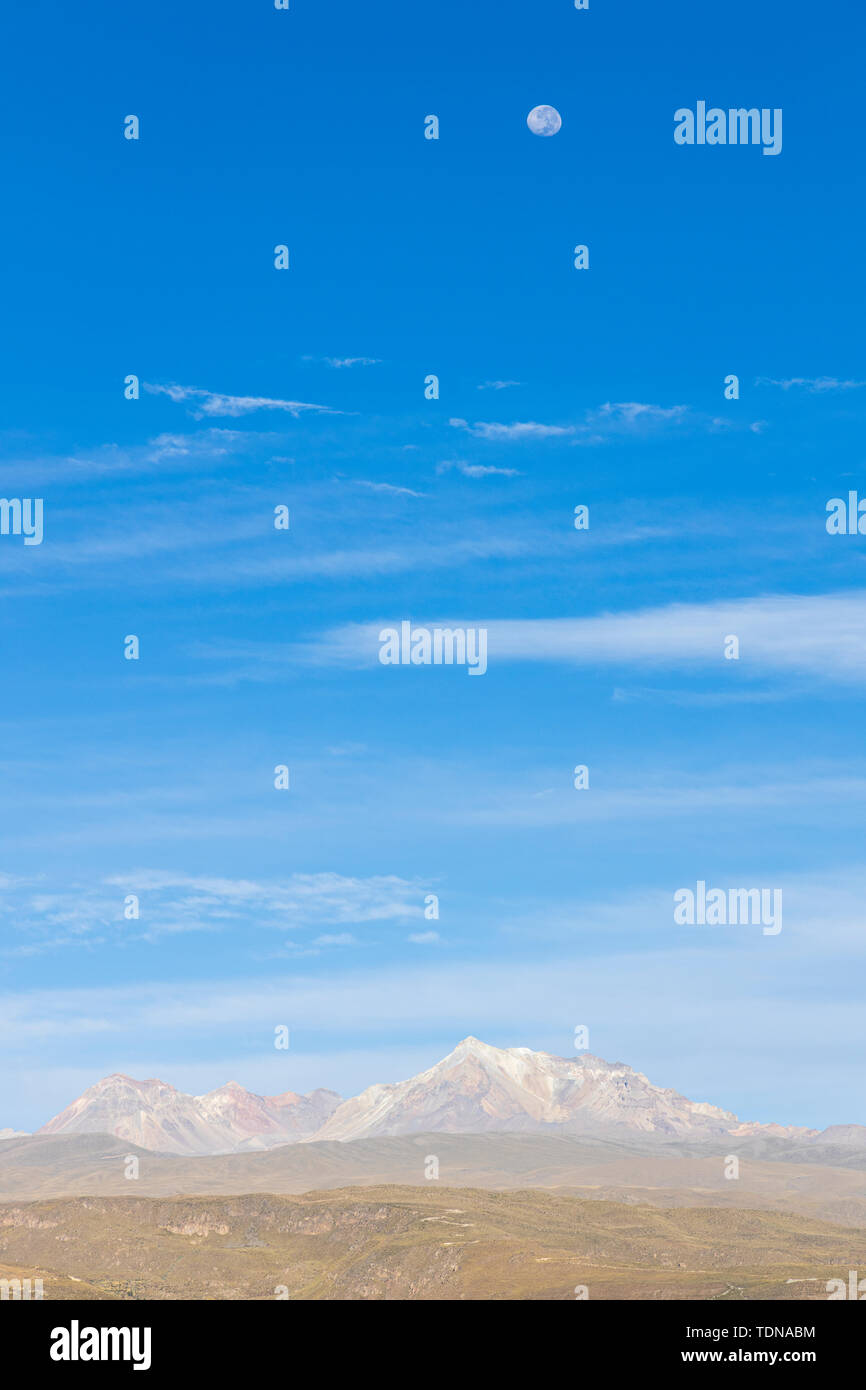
left=0, top=870, right=428, bottom=955
left=448, top=401, right=763, bottom=447
left=450, top=768, right=866, bottom=829
left=352, top=479, right=426, bottom=497
left=299, top=590, right=866, bottom=685
left=323, top=356, right=381, bottom=368
left=436, top=460, right=520, bottom=478
left=0, top=521, right=538, bottom=602
left=477, top=380, right=521, bottom=391
left=756, top=376, right=866, bottom=393
left=450, top=401, right=696, bottom=445
left=196, top=534, right=532, bottom=589
left=449, top=417, right=574, bottom=441
left=0, top=429, right=247, bottom=486
left=145, top=383, right=345, bottom=419
left=589, top=401, right=689, bottom=429
left=302, top=355, right=381, bottom=368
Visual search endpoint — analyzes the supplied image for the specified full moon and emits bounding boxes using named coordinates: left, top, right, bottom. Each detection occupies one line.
left=526, top=105, right=562, bottom=137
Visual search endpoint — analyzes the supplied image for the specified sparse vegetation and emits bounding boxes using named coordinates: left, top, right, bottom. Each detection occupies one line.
left=2, top=1186, right=865, bottom=1300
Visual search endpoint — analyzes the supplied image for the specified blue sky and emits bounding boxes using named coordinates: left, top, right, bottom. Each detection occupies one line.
left=1, top=0, right=865, bottom=1131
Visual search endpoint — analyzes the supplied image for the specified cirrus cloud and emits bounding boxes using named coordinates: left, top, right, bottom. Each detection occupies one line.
left=145, top=382, right=345, bottom=419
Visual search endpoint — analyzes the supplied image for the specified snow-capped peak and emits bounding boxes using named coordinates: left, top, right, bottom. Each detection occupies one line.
left=32, top=1038, right=822, bottom=1155
left=311, top=1037, right=740, bottom=1143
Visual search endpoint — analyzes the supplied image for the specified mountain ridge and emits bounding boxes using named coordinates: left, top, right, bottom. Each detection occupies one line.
left=29, top=1036, right=853, bottom=1156
left=38, top=1071, right=341, bottom=1156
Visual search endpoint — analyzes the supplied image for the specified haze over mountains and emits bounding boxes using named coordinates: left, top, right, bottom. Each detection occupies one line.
left=27, top=1037, right=863, bottom=1157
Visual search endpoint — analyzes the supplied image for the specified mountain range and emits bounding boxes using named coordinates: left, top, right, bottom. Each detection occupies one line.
left=27, top=1036, right=861, bottom=1157
left=38, top=1074, right=340, bottom=1156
